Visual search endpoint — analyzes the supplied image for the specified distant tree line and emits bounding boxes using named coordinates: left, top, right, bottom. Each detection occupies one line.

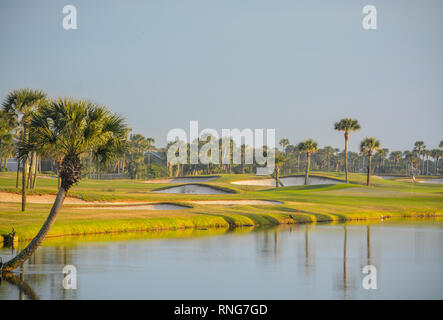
left=1, top=89, right=442, bottom=189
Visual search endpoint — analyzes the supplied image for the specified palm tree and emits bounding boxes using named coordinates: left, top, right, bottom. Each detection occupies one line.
left=389, top=151, right=402, bottom=169
left=274, top=154, right=286, bottom=188
left=2, top=89, right=47, bottom=211
left=334, top=118, right=360, bottom=183
left=430, top=149, right=441, bottom=175
left=322, top=146, right=336, bottom=172
left=423, top=149, right=431, bottom=175
left=146, top=137, right=155, bottom=174
left=0, top=110, right=17, bottom=170
left=1, top=98, right=127, bottom=272
left=297, top=139, right=318, bottom=185
left=360, top=137, right=381, bottom=186
left=413, top=141, right=425, bottom=175
left=376, top=148, right=389, bottom=173
left=279, top=138, right=289, bottom=152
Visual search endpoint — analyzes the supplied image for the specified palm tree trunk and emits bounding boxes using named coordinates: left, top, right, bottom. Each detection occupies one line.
left=344, top=133, right=349, bottom=183
left=22, top=154, right=27, bottom=212
left=275, top=167, right=280, bottom=188
left=27, top=152, right=34, bottom=189
left=367, top=154, right=372, bottom=186
left=297, top=152, right=300, bottom=172
left=32, top=155, right=38, bottom=189
left=1, top=187, right=67, bottom=272
left=16, top=158, right=20, bottom=188
left=305, top=153, right=311, bottom=185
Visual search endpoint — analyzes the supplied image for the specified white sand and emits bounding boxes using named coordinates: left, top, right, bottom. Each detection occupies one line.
left=143, top=176, right=218, bottom=184
left=76, top=204, right=187, bottom=210
left=186, top=200, right=282, bottom=205
left=232, top=176, right=343, bottom=187
left=153, top=184, right=230, bottom=194
left=418, top=178, right=443, bottom=184
left=0, top=192, right=88, bottom=204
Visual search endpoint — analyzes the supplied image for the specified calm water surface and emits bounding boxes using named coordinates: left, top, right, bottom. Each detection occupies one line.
left=1, top=219, right=442, bottom=300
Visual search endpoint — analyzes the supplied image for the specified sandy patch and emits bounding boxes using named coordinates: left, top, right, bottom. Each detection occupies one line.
left=76, top=204, right=188, bottom=210
left=143, top=176, right=218, bottom=184
left=153, top=184, right=230, bottom=195
left=232, top=176, right=343, bottom=187
left=373, top=175, right=401, bottom=180
left=232, top=179, right=275, bottom=186
left=418, top=178, right=443, bottom=184
left=186, top=200, right=282, bottom=205
left=0, top=192, right=88, bottom=204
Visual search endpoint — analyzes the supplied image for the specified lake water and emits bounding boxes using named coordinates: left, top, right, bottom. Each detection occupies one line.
left=1, top=219, right=442, bottom=300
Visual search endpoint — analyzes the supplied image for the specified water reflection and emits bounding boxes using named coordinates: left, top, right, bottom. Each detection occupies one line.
left=0, top=218, right=442, bottom=299
left=1, top=268, right=39, bottom=300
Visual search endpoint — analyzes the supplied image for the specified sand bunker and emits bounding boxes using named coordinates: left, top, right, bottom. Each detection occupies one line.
left=77, top=203, right=188, bottom=210
left=418, top=178, right=443, bottom=184
left=153, top=184, right=231, bottom=194
left=187, top=200, right=282, bottom=205
left=0, top=192, right=88, bottom=204
left=374, top=175, right=401, bottom=180
left=144, top=176, right=218, bottom=184
left=232, top=176, right=343, bottom=187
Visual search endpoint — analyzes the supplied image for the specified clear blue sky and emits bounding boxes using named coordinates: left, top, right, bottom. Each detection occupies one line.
left=1, top=0, right=442, bottom=152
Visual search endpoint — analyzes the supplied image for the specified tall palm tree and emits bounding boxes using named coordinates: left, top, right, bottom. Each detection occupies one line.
left=297, top=139, right=318, bottom=185
left=430, top=149, right=440, bottom=175
left=360, top=137, right=381, bottom=186
left=1, top=98, right=127, bottom=272
left=334, top=118, right=361, bottom=183
left=413, top=141, right=425, bottom=175
left=2, top=89, right=47, bottom=211
left=274, top=154, right=286, bottom=188
left=146, top=137, right=155, bottom=174
left=423, top=149, right=431, bottom=175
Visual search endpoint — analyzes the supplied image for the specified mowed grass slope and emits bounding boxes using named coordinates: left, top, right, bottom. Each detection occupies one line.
left=0, top=172, right=442, bottom=241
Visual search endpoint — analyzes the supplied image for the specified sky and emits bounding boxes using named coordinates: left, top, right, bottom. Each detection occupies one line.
left=0, top=0, right=442, bottom=152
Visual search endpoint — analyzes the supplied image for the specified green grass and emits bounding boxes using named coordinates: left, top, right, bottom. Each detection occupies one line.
left=0, top=171, right=442, bottom=242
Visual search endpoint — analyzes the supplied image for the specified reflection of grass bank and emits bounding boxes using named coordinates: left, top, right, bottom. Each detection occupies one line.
left=0, top=172, right=442, bottom=242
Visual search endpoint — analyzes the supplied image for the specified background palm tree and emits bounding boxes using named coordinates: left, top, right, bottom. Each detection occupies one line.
left=413, top=141, right=425, bottom=175
left=334, top=118, right=360, bottom=183
left=430, top=149, right=441, bottom=175
left=322, top=146, right=336, bottom=172
left=146, top=137, right=155, bottom=175
left=297, top=139, right=318, bottom=185
left=360, top=137, right=381, bottom=186
left=389, top=151, right=402, bottom=169
left=2, top=89, right=47, bottom=211
left=376, top=148, right=389, bottom=173
left=279, top=138, right=289, bottom=152
left=274, top=154, right=286, bottom=188
left=1, top=98, right=127, bottom=272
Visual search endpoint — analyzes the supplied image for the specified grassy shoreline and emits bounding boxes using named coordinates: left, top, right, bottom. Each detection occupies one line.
left=1, top=171, right=442, bottom=242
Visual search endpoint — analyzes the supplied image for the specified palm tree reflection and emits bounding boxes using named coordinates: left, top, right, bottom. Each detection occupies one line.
left=1, top=266, right=39, bottom=300
left=343, top=225, right=348, bottom=296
